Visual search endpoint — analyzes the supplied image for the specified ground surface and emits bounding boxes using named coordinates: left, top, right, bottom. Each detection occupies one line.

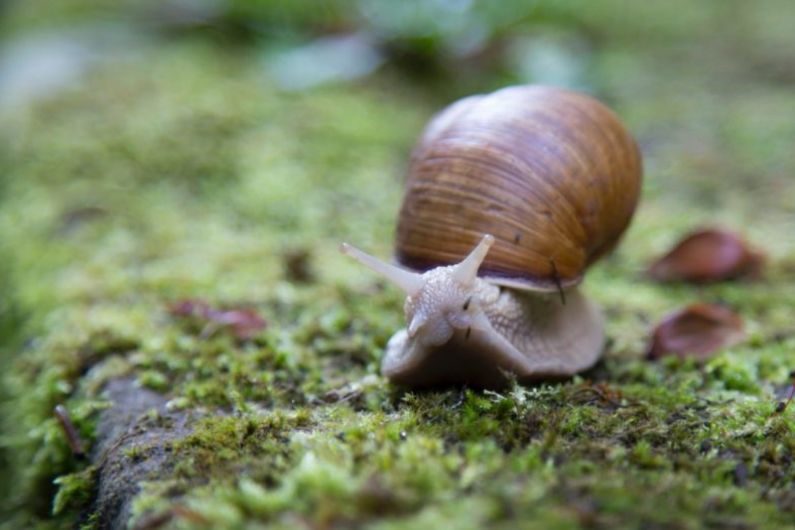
left=1, top=1, right=794, bottom=529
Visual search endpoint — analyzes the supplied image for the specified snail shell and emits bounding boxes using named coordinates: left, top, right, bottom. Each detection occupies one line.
left=342, top=85, right=642, bottom=388
left=397, top=85, right=642, bottom=291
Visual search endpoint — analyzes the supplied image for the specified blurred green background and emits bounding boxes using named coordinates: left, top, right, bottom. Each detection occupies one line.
left=1, top=1, right=794, bottom=529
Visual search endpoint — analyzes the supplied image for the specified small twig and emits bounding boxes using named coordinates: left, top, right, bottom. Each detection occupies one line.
left=54, top=405, right=86, bottom=458
left=548, top=257, right=566, bottom=305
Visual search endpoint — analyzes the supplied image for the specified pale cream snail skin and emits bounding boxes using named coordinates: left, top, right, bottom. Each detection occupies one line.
left=341, top=235, right=604, bottom=388
left=341, top=84, right=642, bottom=388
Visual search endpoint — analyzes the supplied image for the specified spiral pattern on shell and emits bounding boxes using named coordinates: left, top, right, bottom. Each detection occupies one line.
left=395, top=85, right=642, bottom=291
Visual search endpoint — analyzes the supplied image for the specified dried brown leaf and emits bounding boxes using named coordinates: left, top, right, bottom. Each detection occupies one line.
left=647, top=303, right=745, bottom=360
left=648, top=228, right=764, bottom=283
left=168, top=299, right=266, bottom=340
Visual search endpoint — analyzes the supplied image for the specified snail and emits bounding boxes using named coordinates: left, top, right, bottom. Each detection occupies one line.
left=342, top=85, right=642, bottom=388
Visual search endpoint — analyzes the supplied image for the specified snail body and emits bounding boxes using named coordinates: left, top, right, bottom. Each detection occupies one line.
left=342, top=85, right=642, bottom=388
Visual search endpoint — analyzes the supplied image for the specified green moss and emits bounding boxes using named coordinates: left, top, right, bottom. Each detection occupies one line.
left=171, top=411, right=311, bottom=477
left=52, top=466, right=98, bottom=517
left=2, top=2, right=795, bottom=529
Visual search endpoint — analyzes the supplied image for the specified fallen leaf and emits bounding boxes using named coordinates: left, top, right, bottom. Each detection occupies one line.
left=647, top=303, right=745, bottom=360
left=168, top=299, right=266, bottom=340
left=648, top=228, right=764, bottom=283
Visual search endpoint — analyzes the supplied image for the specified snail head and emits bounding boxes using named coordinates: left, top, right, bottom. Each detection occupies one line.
left=340, top=234, right=495, bottom=347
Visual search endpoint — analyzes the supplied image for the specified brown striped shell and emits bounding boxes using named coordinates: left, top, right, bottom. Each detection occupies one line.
left=395, top=85, right=642, bottom=291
